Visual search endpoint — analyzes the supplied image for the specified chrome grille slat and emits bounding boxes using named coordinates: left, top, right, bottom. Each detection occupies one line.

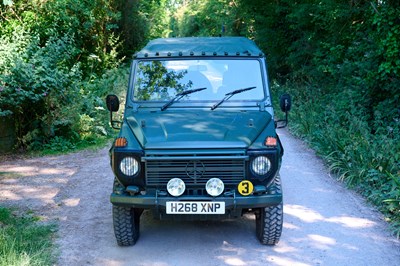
left=146, top=159, right=245, bottom=186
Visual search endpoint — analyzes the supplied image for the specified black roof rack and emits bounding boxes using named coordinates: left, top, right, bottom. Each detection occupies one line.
left=134, top=37, right=264, bottom=59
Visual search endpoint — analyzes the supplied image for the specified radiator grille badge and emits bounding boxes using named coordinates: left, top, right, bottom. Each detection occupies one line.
left=185, top=161, right=205, bottom=182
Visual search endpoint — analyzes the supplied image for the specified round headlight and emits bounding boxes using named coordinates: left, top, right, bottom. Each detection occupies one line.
left=120, top=157, right=139, bottom=176
left=206, top=178, right=224, bottom=197
left=251, top=156, right=271, bottom=175
left=167, top=178, right=186, bottom=197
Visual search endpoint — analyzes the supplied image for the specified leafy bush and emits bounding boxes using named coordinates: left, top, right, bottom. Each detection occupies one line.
left=0, top=29, right=82, bottom=149
left=0, top=0, right=130, bottom=152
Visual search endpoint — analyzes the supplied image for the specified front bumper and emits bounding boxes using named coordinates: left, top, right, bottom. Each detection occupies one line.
left=110, top=192, right=282, bottom=213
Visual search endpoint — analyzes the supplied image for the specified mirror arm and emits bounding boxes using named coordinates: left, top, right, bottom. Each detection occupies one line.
left=284, top=110, right=288, bottom=127
left=109, top=110, right=122, bottom=130
left=276, top=110, right=289, bottom=129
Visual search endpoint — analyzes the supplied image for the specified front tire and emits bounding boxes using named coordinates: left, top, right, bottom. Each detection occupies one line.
left=255, top=176, right=283, bottom=245
left=112, top=206, right=141, bottom=246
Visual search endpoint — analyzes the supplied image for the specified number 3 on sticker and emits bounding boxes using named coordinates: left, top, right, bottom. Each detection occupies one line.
left=238, top=180, right=254, bottom=196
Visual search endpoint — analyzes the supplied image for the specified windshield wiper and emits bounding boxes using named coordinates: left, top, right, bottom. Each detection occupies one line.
left=211, top=86, right=256, bottom=110
left=161, top=87, right=207, bottom=111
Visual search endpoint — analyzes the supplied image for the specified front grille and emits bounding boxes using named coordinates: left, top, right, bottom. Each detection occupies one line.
left=146, top=159, right=245, bottom=187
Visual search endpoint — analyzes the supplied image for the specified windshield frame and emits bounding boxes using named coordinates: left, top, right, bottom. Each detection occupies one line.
left=128, top=57, right=270, bottom=109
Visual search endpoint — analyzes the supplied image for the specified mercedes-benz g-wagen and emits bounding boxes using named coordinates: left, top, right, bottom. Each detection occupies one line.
left=106, top=37, right=291, bottom=246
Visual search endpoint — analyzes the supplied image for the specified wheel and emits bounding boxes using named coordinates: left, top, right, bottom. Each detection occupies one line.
left=112, top=206, right=142, bottom=246
left=255, top=176, right=283, bottom=245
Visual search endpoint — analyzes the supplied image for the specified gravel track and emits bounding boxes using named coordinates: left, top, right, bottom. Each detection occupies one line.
left=1, top=129, right=399, bottom=266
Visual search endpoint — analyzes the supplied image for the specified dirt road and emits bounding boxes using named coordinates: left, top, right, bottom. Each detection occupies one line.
left=1, top=129, right=399, bottom=266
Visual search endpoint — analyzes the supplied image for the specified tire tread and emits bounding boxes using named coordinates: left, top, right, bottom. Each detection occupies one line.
left=113, top=206, right=140, bottom=246
left=256, top=175, right=283, bottom=245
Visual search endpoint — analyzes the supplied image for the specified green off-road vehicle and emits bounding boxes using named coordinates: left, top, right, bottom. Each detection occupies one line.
left=106, top=37, right=291, bottom=246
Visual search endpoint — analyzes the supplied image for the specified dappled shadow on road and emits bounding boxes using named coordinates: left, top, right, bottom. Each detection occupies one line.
left=0, top=156, right=77, bottom=215
left=0, top=148, right=114, bottom=265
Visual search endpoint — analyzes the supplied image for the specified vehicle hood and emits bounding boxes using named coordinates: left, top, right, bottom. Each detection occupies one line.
left=126, top=110, right=271, bottom=149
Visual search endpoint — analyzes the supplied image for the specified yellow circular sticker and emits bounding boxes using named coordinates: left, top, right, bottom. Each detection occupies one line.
left=238, top=180, right=254, bottom=196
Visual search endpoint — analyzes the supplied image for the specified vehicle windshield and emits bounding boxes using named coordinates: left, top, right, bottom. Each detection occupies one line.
left=133, top=59, right=265, bottom=102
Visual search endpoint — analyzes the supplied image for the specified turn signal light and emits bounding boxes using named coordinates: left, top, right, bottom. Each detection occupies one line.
left=264, top=137, right=277, bottom=147
left=115, top=137, right=127, bottom=147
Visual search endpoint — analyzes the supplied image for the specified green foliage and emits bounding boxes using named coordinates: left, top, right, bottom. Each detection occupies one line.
left=0, top=0, right=134, bottom=152
left=0, top=207, right=56, bottom=265
left=43, top=136, right=76, bottom=152
left=170, top=0, right=247, bottom=37
left=31, top=0, right=122, bottom=72
left=274, top=81, right=400, bottom=237
left=1, top=33, right=82, bottom=141
left=115, top=0, right=170, bottom=56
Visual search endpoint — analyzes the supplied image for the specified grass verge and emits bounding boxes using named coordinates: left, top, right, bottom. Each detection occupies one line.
left=0, top=207, right=56, bottom=266
left=32, top=135, right=114, bottom=157
left=273, top=83, right=400, bottom=238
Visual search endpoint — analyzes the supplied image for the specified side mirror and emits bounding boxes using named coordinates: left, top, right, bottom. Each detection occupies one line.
left=276, top=93, right=291, bottom=129
left=279, top=94, right=291, bottom=112
left=106, top=94, right=121, bottom=129
left=106, top=94, right=120, bottom=112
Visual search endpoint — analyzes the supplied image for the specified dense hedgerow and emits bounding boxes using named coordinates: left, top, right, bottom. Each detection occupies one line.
left=273, top=81, right=400, bottom=236
left=0, top=27, right=128, bottom=151
left=266, top=2, right=400, bottom=236
left=0, top=0, right=130, bottom=151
